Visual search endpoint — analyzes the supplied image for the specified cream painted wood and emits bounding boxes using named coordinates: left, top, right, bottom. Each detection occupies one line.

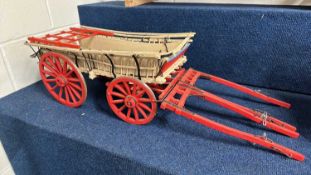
left=125, top=0, right=153, bottom=7
left=26, top=26, right=195, bottom=84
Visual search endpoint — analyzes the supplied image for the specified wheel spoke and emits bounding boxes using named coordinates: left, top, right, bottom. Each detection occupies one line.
left=115, top=84, right=127, bottom=95
left=62, top=61, right=68, bottom=74
left=66, top=69, right=74, bottom=77
left=50, top=84, right=58, bottom=90
left=46, top=78, right=56, bottom=83
left=139, top=98, right=152, bottom=103
left=46, top=57, right=58, bottom=72
left=42, top=70, right=57, bottom=77
left=42, top=62, right=58, bottom=74
left=58, top=87, right=63, bottom=99
left=119, top=105, right=126, bottom=112
left=54, top=57, right=63, bottom=72
left=113, top=99, right=124, bottom=104
left=64, top=86, right=70, bottom=103
left=69, top=82, right=82, bottom=92
left=132, top=84, right=137, bottom=95
left=127, top=108, right=132, bottom=118
left=68, top=85, right=81, bottom=99
left=136, top=90, right=145, bottom=97
left=67, top=77, right=80, bottom=83
left=111, top=92, right=125, bottom=98
left=137, top=106, right=148, bottom=119
left=133, top=108, right=139, bottom=120
left=122, top=82, right=131, bottom=94
left=139, top=103, right=152, bottom=113
left=66, top=86, right=77, bottom=103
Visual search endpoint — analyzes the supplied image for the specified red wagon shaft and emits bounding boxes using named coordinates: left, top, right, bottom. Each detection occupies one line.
left=159, top=68, right=304, bottom=161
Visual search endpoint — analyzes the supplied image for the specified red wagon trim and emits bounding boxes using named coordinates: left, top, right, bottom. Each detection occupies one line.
left=160, top=44, right=189, bottom=74
left=28, top=27, right=114, bottom=49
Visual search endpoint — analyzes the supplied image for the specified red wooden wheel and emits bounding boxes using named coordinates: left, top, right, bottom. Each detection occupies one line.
left=39, top=52, right=87, bottom=107
left=106, top=77, right=157, bottom=125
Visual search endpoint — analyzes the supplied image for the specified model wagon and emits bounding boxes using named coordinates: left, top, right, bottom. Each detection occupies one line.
left=26, top=26, right=304, bottom=161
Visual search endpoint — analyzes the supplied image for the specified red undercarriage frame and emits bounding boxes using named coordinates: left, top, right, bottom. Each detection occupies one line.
left=156, top=68, right=304, bottom=161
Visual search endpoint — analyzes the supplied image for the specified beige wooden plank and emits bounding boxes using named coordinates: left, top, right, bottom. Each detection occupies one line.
left=125, top=0, right=153, bottom=7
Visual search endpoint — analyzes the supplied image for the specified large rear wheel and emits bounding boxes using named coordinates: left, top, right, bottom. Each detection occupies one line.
left=39, top=52, right=87, bottom=107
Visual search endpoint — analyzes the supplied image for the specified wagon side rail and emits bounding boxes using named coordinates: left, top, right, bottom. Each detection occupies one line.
left=25, top=41, right=162, bottom=59
left=160, top=33, right=195, bottom=61
left=80, top=25, right=196, bottom=39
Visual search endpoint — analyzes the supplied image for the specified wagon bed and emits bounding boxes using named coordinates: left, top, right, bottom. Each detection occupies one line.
left=27, top=26, right=195, bottom=84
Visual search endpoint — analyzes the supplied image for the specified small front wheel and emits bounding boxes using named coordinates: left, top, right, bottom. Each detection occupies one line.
left=106, top=77, right=157, bottom=125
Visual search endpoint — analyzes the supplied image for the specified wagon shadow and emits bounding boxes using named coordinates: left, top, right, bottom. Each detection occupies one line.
left=154, top=108, right=280, bottom=156
left=34, top=81, right=54, bottom=99
left=87, top=76, right=122, bottom=120
left=195, top=79, right=280, bottom=107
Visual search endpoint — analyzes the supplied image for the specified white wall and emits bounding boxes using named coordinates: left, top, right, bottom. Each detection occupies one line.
left=0, top=1, right=110, bottom=174
left=0, top=0, right=113, bottom=99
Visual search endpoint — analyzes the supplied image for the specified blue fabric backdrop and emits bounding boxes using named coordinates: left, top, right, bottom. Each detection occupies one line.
left=79, top=1, right=311, bottom=94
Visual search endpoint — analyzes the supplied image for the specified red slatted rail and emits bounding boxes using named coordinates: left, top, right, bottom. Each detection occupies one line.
left=28, top=27, right=114, bottom=49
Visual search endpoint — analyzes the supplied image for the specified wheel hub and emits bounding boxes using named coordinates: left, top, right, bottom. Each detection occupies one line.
left=56, top=75, right=67, bottom=87
left=124, top=96, right=137, bottom=108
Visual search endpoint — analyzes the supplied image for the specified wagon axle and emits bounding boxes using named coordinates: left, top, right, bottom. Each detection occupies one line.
left=124, top=96, right=137, bottom=108
left=55, top=75, right=68, bottom=87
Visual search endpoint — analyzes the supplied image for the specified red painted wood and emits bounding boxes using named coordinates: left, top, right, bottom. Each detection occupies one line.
left=39, top=52, right=87, bottom=107
left=70, top=27, right=114, bottom=37
left=28, top=27, right=114, bottom=49
left=106, top=77, right=157, bottom=125
left=28, top=37, right=80, bottom=49
left=197, top=69, right=291, bottom=109
left=161, top=101, right=304, bottom=161
left=159, top=68, right=303, bottom=161
left=160, top=49, right=188, bottom=74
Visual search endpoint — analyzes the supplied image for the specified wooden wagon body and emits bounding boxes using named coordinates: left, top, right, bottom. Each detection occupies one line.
left=27, top=26, right=195, bottom=84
